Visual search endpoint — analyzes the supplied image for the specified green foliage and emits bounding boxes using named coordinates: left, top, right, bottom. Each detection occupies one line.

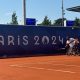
left=11, top=12, right=18, bottom=25
left=74, top=17, right=80, bottom=26
left=53, top=18, right=66, bottom=26
left=40, top=16, right=51, bottom=26
left=38, top=16, right=80, bottom=27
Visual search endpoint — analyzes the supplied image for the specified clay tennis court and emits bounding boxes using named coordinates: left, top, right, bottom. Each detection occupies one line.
left=0, top=55, right=80, bottom=80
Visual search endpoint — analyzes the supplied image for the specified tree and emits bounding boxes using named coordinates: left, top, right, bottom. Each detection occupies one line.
left=53, top=18, right=66, bottom=26
left=11, top=12, right=18, bottom=25
left=40, top=16, right=51, bottom=26
left=74, top=17, right=80, bottom=26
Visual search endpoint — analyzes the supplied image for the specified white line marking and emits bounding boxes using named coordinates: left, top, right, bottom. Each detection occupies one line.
left=27, top=66, right=76, bottom=74
left=54, top=69, right=75, bottom=74
left=10, top=62, right=80, bottom=68
left=9, top=65, right=76, bottom=74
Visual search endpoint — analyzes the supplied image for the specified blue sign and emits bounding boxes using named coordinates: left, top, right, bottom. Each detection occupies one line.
left=26, top=18, right=36, bottom=25
left=0, top=25, right=79, bottom=55
left=66, top=20, right=75, bottom=26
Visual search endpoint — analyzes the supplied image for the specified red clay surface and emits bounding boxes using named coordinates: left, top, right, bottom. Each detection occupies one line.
left=0, top=55, right=80, bottom=80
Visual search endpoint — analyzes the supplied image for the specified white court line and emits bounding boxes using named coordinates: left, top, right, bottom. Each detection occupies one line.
left=12, top=62, right=80, bottom=68
left=9, top=65, right=76, bottom=74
